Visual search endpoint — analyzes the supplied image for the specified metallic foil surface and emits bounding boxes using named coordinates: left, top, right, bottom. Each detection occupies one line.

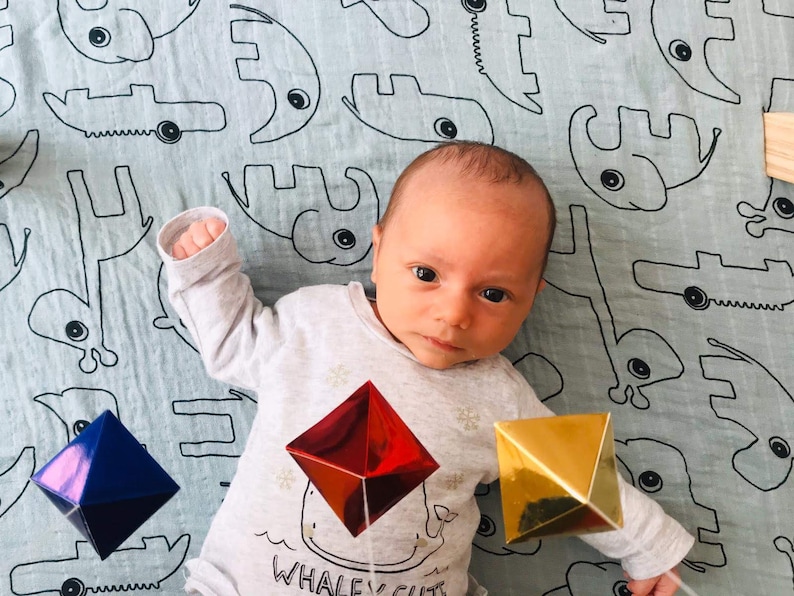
left=494, top=412, right=623, bottom=543
left=286, top=380, right=439, bottom=536
left=31, top=410, right=180, bottom=560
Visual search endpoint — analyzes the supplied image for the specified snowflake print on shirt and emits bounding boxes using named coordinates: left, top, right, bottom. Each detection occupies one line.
left=326, top=364, right=351, bottom=388
left=446, top=473, right=464, bottom=491
left=456, top=406, right=480, bottom=431
left=275, top=468, right=296, bottom=490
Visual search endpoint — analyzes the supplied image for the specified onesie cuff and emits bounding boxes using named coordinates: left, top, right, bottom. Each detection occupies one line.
left=157, top=206, right=238, bottom=289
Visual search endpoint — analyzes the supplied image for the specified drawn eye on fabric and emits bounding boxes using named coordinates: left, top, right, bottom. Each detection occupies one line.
left=738, top=78, right=794, bottom=237
left=473, top=482, right=542, bottom=556
left=546, top=205, right=684, bottom=410
left=0, top=130, right=39, bottom=202
left=171, top=389, right=256, bottom=458
left=223, top=164, right=379, bottom=266
left=0, top=25, right=15, bottom=118
left=650, top=0, right=739, bottom=103
left=341, top=0, right=430, bottom=38
left=230, top=5, right=320, bottom=143
left=300, top=481, right=456, bottom=573
left=28, top=167, right=152, bottom=373
left=0, top=447, right=34, bottom=522
left=569, top=105, right=721, bottom=211
left=739, top=178, right=794, bottom=238
left=542, top=561, right=629, bottom=596
left=552, top=0, right=630, bottom=44
left=153, top=263, right=197, bottom=352
left=462, top=0, right=541, bottom=114
left=342, top=73, right=494, bottom=144
left=57, top=0, right=201, bottom=63
left=616, top=438, right=726, bottom=572
left=701, top=338, right=794, bottom=492
left=633, top=251, right=794, bottom=311
left=9, top=534, right=191, bottom=596
left=33, top=387, right=120, bottom=448
left=43, top=85, right=226, bottom=143
left=0, top=223, right=29, bottom=295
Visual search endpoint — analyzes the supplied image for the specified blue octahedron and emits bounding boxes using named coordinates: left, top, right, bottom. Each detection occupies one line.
left=31, top=410, right=180, bottom=560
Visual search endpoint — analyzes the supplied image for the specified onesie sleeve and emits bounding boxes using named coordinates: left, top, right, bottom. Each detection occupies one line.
left=157, top=206, right=288, bottom=391
left=507, top=368, right=694, bottom=579
left=579, top=476, right=694, bottom=580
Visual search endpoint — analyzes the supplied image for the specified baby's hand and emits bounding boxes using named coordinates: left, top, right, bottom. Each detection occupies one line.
left=172, top=218, right=226, bottom=260
left=625, top=567, right=681, bottom=596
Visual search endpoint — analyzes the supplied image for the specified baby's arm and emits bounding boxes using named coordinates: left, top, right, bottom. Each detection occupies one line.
left=508, top=370, right=692, bottom=594
left=158, top=207, right=288, bottom=390
left=172, top=218, right=226, bottom=260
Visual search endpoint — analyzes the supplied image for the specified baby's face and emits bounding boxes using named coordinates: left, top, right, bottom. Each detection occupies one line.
left=371, top=164, right=549, bottom=369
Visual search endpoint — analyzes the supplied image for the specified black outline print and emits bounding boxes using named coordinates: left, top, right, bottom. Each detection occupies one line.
left=153, top=263, right=198, bottom=352
left=764, top=0, right=794, bottom=18
left=28, top=167, right=152, bottom=373
left=0, top=447, right=34, bottom=521
left=299, top=481, right=457, bottom=574
left=342, top=73, right=494, bottom=144
left=633, top=252, right=794, bottom=311
left=57, top=0, right=201, bottom=63
left=224, top=164, right=380, bottom=266
left=547, top=205, right=684, bottom=409
left=43, top=85, right=226, bottom=144
left=340, top=0, right=429, bottom=38
left=542, top=561, right=629, bottom=595
left=461, top=0, right=542, bottom=114
left=775, top=536, right=794, bottom=590
left=701, top=338, right=794, bottom=491
left=0, top=24, right=15, bottom=118
left=9, top=534, right=190, bottom=595
left=0, top=223, right=29, bottom=294
left=650, top=0, right=739, bottom=103
left=172, top=389, right=256, bottom=458
left=553, top=0, right=630, bottom=44
left=569, top=105, right=720, bottom=211
left=473, top=482, right=542, bottom=557
left=0, top=130, right=39, bottom=201
left=616, top=438, right=726, bottom=572
left=512, top=352, right=564, bottom=403
left=738, top=178, right=794, bottom=238
left=738, top=78, right=794, bottom=237
left=34, top=387, right=120, bottom=444
left=230, top=5, right=320, bottom=143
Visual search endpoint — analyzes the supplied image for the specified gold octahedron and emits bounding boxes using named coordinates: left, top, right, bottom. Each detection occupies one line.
left=494, top=412, right=623, bottom=544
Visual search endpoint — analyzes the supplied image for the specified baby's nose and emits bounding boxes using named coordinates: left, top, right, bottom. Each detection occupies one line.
left=437, top=292, right=472, bottom=329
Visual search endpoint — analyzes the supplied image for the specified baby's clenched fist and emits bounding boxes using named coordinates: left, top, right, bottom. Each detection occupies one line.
left=172, top=218, right=226, bottom=260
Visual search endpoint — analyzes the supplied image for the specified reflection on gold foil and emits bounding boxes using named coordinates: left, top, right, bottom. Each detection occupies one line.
left=495, top=413, right=623, bottom=543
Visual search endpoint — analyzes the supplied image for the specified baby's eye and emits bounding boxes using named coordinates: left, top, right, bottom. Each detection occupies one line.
left=412, top=266, right=437, bottom=282
left=481, top=288, right=506, bottom=303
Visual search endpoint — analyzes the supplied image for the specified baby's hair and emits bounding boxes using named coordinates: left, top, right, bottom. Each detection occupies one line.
left=380, top=141, right=557, bottom=270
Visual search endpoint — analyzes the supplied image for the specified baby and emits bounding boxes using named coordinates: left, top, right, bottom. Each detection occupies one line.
left=158, top=141, right=694, bottom=596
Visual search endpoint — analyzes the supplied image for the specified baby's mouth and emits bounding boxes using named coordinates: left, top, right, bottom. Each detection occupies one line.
left=424, top=336, right=460, bottom=352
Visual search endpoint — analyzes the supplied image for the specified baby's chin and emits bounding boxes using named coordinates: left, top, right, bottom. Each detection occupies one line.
left=413, top=348, right=482, bottom=370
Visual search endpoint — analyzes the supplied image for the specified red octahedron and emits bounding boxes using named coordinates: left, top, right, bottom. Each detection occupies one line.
left=286, top=381, right=439, bottom=536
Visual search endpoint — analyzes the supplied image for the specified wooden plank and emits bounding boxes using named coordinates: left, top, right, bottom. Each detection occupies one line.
left=764, top=112, right=794, bottom=184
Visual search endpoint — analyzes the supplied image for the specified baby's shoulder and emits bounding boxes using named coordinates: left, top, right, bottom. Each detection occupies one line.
left=275, top=283, right=351, bottom=316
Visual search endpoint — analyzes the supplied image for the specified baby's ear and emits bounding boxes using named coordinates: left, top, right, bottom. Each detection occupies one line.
left=536, top=278, right=547, bottom=294
left=370, top=224, right=383, bottom=282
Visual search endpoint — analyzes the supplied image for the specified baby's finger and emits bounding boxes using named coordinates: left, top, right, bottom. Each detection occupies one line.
left=189, top=221, right=216, bottom=249
left=205, top=218, right=226, bottom=240
left=172, top=242, right=189, bottom=260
